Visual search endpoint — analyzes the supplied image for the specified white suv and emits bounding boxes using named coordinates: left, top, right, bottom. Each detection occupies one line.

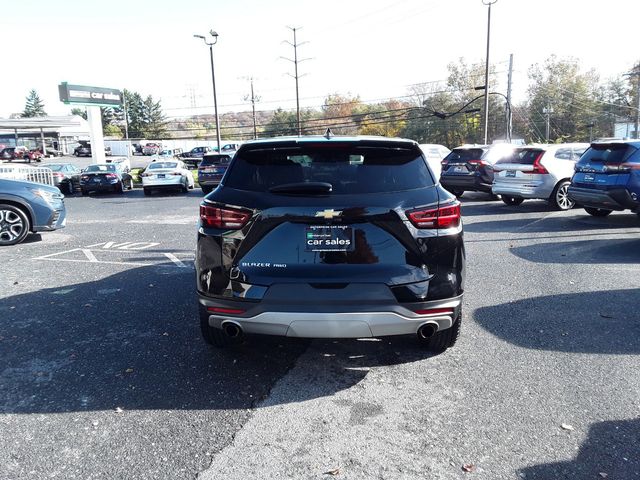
left=492, top=143, right=589, bottom=210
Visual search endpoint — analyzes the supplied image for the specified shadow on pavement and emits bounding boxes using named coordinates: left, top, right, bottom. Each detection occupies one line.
left=0, top=264, right=436, bottom=414
left=474, top=289, right=640, bottom=354
left=519, top=417, right=640, bottom=479
left=511, top=238, right=640, bottom=264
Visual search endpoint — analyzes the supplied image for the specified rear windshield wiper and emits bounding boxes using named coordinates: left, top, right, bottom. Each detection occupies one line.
left=268, top=182, right=332, bottom=194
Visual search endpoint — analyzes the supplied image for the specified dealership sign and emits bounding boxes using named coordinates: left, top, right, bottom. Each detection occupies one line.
left=58, top=83, right=123, bottom=107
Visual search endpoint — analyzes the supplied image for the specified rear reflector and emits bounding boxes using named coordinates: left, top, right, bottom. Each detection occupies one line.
left=200, top=205, right=251, bottom=229
left=414, top=308, right=454, bottom=316
left=407, top=202, right=461, bottom=229
left=207, top=306, right=245, bottom=315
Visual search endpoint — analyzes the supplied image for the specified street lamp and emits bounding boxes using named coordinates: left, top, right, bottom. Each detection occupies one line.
left=482, top=0, right=497, bottom=145
left=194, top=31, right=221, bottom=152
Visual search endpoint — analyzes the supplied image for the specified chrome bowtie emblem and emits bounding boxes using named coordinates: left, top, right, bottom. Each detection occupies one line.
left=315, top=209, right=342, bottom=219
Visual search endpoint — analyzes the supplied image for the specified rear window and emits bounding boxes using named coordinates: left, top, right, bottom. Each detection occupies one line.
left=223, top=145, right=433, bottom=194
left=86, top=165, right=115, bottom=172
left=496, top=148, right=543, bottom=165
left=444, top=148, right=485, bottom=163
left=578, top=144, right=637, bottom=165
left=149, top=162, right=177, bottom=169
left=201, top=154, right=232, bottom=166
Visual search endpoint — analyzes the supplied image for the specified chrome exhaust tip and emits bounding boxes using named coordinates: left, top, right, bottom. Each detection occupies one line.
left=417, top=322, right=439, bottom=340
left=221, top=320, right=243, bottom=339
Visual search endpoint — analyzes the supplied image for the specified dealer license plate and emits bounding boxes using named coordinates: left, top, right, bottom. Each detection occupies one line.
left=506, top=170, right=516, bottom=177
left=157, top=174, right=165, bottom=178
left=584, top=174, right=595, bottom=182
left=305, top=225, right=354, bottom=252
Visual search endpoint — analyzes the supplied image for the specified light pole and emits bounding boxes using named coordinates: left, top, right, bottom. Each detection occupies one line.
left=482, top=0, right=497, bottom=145
left=194, top=31, right=221, bottom=152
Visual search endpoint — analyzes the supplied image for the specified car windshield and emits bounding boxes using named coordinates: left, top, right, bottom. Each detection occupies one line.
left=85, top=165, right=116, bottom=172
left=496, top=149, right=543, bottom=165
left=149, top=162, right=177, bottom=169
left=224, top=144, right=434, bottom=194
left=578, top=144, right=637, bottom=164
left=200, top=155, right=232, bottom=166
left=444, top=148, right=485, bottom=162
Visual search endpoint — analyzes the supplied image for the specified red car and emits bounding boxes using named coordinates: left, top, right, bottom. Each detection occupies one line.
left=17, top=147, right=44, bottom=163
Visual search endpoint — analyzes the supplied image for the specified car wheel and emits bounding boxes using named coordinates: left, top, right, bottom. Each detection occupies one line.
left=66, top=182, right=74, bottom=195
left=127, top=178, right=134, bottom=190
left=0, top=204, right=31, bottom=246
left=584, top=207, right=612, bottom=217
left=74, top=152, right=79, bottom=157
left=199, top=304, right=241, bottom=347
left=181, top=178, right=189, bottom=193
left=143, top=188, right=151, bottom=196
left=551, top=181, right=574, bottom=211
left=420, top=311, right=462, bottom=352
left=81, top=189, right=88, bottom=196
left=502, top=195, right=524, bottom=206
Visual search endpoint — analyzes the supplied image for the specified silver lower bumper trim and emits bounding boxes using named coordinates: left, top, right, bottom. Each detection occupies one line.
left=205, top=297, right=462, bottom=338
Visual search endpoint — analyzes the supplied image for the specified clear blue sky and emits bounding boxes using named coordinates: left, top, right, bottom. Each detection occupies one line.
left=2, top=0, right=639, bottom=118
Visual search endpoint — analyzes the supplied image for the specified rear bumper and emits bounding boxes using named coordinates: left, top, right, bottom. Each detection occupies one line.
left=567, top=186, right=639, bottom=211
left=441, top=175, right=492, bottom=192
left=492, top=178, right=554, bottom=199
left=143, top=177, right=184, bottom=188
left=198, top=293, right=463, bottom=338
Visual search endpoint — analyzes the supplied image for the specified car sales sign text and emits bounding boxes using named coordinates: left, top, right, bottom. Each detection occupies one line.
left=58, top=83, right=123, bottom=107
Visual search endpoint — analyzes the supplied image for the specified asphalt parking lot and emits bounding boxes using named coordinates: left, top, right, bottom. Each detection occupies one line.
left=1, top=189, right=639, bottom=479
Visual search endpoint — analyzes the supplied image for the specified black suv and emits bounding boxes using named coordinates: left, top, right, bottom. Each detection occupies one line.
left=195, top=136, right=465, bottom=350
left=440, top=144, right=514, bottom=197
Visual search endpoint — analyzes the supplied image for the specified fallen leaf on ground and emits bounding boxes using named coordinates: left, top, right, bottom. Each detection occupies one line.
left=125, top=368, right=134, bottom=373
left=324, top=468, right=340, bottom=476
left=115, top=407, right=124, bottom=413
left=599, top=313, right=614, bottom=319
left=599, top=473, right=608, bottom=478
left=561, top=423, right=575, bottom=431
left=462, top=464, right=476, bottom=473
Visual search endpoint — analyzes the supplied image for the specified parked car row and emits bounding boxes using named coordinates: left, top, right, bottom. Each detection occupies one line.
left=439, top=139, right=640, bottom=218
left=0, top=146, right=44, bottom=163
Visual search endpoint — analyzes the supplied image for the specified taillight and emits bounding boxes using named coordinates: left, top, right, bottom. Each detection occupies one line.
left=106, top=173, right=118, bottom=179
left=207, top=306, right=245, bottom=315
left=525, top=153, right=548, bottom=174
left=467, top=159, right=489, bottom=167
left=414, top=308, right=454, bottom=316
left=52, top=172, right=64, bottom=178
left=604, top=162, right=637, bottom=173
left=200, top=205, right=251, bottom=229
left=407, top=202, right=461, bottom=229
left=81, top=175, right=89, bottom=181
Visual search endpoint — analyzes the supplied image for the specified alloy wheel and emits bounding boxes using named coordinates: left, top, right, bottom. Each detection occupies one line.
left=0, top=209, right=27, bottom=245
left=555, top=183, right=574, bottom=210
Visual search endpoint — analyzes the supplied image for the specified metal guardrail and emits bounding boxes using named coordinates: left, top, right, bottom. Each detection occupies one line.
left=0, top=164, right=54, bottom=186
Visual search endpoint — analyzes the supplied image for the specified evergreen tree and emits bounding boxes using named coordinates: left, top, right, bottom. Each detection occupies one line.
left=22, top=89, right=47, bottom=117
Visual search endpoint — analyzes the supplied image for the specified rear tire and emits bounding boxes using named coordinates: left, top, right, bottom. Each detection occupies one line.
left=584, top=207, right=612, bottom=217
left=421, top=312, right=462, bottom=352
left=181, top=178, right=188, bottom=193
left=551, top=180, right=574, bottom=210
left=199, top=304, right=240, bottom=347
left=81, top=189, right=88, bottom=196
left=0, top=204, right=30, bottom=246
left=502, top=195, right=524, bottom=206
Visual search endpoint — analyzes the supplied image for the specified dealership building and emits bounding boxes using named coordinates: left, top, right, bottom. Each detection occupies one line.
left=0, top=116, right=90, bottom=154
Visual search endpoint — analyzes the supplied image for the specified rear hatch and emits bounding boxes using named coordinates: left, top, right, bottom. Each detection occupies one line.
left=441, top=148, right=486, bottom=177
left=572, top=143, right=638, bottom=190
left=493, top=148, right=547, bottom=185
left=199, top=154, right=232, bottom=181
left=201, top=141, right=456, bottom=289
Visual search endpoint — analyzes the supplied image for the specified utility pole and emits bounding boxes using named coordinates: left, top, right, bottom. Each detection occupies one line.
left=122, top=91, right=129, bottom=140
left=282, top=26, right=309, bottom=136
left=243, top=77, right=261, bottom=139
left=506, top=53, right=513, bottom=143
left=543, top=106, right=553, bottom=142
left=482, top=0, right=497, bottom=145
left=623, top=69, right=640, bottom=139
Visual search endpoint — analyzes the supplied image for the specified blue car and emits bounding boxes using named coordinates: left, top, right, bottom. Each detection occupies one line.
left=0, top=178, right=66, bottom=245
left=568, top=140, right=640, bottom=217
left=197, top=153, right=233, bottom=194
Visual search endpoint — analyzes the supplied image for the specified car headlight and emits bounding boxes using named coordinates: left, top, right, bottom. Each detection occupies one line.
left=29, top=188, right=62, bottom=205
